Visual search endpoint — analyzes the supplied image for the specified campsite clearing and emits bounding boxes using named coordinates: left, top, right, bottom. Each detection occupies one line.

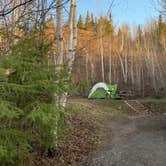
left=78, top=98, right=166, bottom=166
left=33, top=98, right=166, bottom=166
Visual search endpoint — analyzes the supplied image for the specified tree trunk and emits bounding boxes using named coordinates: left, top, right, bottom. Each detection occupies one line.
left=56, top=0, right=63, bottom=65
left=109, top=45, right=112, bottom=83
left=100, top=36, right=105, bottom=82
left=57, top=0, right=77, bottom=107
left=40, top=0, right=46, bottom=44
left=68, top=0, right=77, bottom=70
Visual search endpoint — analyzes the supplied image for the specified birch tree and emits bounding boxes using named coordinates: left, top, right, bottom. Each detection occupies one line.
left=56, top=0, right=63, bottom=65
left=68, top=0, right=77, bottom=70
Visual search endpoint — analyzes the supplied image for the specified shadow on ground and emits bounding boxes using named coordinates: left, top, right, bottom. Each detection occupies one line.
left=79, top=98, right=166, bottom=166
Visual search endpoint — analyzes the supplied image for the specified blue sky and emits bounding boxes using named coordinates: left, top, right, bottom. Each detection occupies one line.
left=77, top=0, right=159, bottom=27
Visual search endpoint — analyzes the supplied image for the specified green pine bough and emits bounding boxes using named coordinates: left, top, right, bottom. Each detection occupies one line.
left=0, top=37, right=70, bottom=165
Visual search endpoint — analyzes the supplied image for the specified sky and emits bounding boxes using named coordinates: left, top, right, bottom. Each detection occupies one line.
left=77, top=0, right=159, bottom=27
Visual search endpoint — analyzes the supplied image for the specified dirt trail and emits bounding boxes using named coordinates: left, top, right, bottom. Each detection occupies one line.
left=79, top=100, right=166, bottom=166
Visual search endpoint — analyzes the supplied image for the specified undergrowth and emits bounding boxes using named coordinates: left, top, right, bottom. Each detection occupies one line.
left=0, top=36, right=71, bottom=165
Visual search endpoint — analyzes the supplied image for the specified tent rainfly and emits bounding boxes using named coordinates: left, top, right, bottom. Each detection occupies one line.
left=88, top=82, right=120, bottom=99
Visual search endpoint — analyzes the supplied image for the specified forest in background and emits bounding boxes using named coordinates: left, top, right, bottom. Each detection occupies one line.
left=42, top=11, right=166, bottom=97
left=0, top=1, right=166, bottom=98
left=75, top=12, right=166, bottom=97
left=0, top=0, right=166, bottom=165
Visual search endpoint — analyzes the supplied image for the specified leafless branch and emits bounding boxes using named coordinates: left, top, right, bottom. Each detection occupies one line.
left=0, top=0, right=34, bottom=17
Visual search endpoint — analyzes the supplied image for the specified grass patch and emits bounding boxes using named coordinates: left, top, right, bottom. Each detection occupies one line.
left=140, top=98, right=166, bottom=113
left=140, top=98, right=166, bottom=104
left=88, top=99, right=128, bottom=116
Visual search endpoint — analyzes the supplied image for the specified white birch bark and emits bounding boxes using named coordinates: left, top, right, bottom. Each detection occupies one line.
left=68, top=0, right=77, bottom=70
left=109, top=45, right=112, bottom=83
left=117, top=51, right=127, bottom=83
left=58, top=0, right=77, bottom=107
left=56, top=0, right=63, bottom=65
left=100, top=34, right=105, bottom=82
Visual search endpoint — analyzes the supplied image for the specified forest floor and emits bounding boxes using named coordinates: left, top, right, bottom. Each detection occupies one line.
left=33, top=98, right=166, bottom=166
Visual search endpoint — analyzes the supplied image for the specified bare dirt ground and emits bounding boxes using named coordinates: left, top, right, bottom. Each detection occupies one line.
left=79, top=99, right=166, bottom=166
left=33, top=98, right=166, bottom=166
left=81, top=115, right=166, bottom=166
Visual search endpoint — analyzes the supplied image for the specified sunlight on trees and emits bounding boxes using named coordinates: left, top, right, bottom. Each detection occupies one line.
left=0, top=0, right=165, bottom=165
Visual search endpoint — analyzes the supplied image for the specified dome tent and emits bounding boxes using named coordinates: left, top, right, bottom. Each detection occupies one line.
left=88, top=82, right=120, bottom=99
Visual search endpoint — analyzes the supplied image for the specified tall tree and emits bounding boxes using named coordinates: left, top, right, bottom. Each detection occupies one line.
left=106, top=12, right=114, bottom=35
left=157, top=14, right=166, bottom=45
left=96, top=15, right=114, bottom=35
left=68, top=0, right=77, bottom=69
left=77, top=14, right=84, bottom=29
left=85, top=11, right=92, bottom=30
left=91, top=13, right=95, bottom=31
left=56, top=0, right=63, bottom=65
left=40, top=0, right=46, bottom=43
left=136, top=25, right=143, bottom=45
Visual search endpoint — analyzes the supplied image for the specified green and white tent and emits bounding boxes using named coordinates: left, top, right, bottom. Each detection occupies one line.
left=88, top=82, right=120, bottom=99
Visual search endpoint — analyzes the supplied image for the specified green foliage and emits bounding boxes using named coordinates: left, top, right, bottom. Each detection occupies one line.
left=0, top=36, right=70, bottom=165
left=83, top=12, right=114, bottom=34
left=117, top=28, right=122, bottom=37
left=107, top=12, right=114, bottom=35
left=77, top=14, right=84, bottom=29
left=76, top=79, right=96, bottom=97
left=158, top=14, right=164, bottom=37
left=90, top=13, right=95, bottom=31
left=97, top=15, right=114, bottom=35
left=157, top=14, right=166, bottom=45
left=85, top=11, right=93, bottom=30
left=136, top=25, right=143, bottom=45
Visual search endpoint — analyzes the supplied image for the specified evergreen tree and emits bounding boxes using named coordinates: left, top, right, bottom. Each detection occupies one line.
left=157, top=14, right=166, bottom=44
left=0, top=35, right=70, bottom=165
left=90, top=13, right=95, bottom=31
left=106, top=12, right=114, bottom=35
left=136, top=25, right=143, bottom=44
left=109, top=12, right=113, bottom=24
left=96, top=14, right=114, bottom=35
left=158, top=14, right=164, bottom=37
left=94, top=16, right=98, bottom=31
left=85, top=11, right=92, bottom=30
left=77, top=14, right=84, bottom=29
left=117, top=28, right=122, bottom=37
left=96, top=16, right=104, bottom=35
